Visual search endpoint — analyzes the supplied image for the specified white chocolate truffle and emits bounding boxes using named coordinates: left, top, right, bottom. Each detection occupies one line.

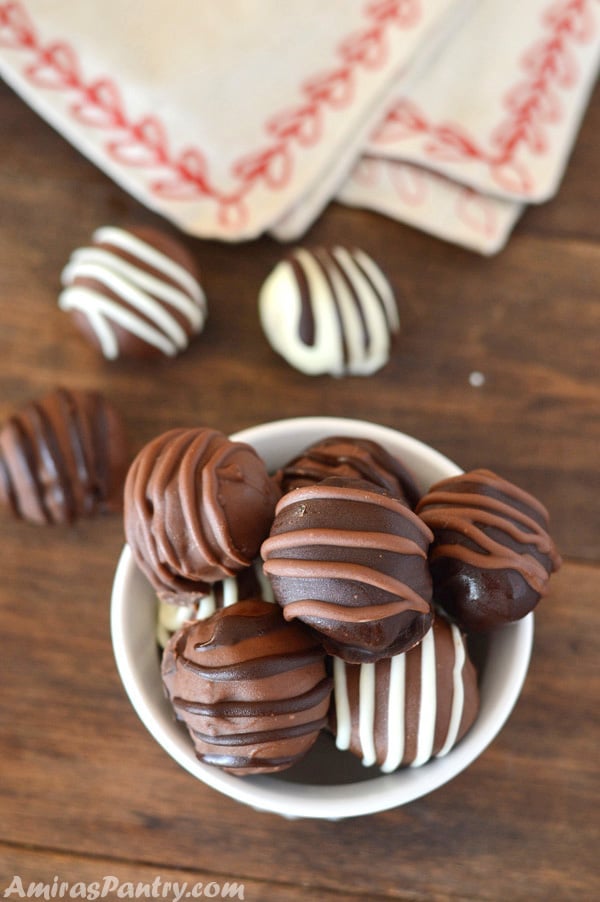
left=329, top=617, right=479, bottom=770
left=59, top=225, right=207, bottom=360
left=258, top=246, right=399, bottom=376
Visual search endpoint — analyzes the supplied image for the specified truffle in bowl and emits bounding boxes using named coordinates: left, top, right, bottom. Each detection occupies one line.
left=110, top=417, right=534, bottom=820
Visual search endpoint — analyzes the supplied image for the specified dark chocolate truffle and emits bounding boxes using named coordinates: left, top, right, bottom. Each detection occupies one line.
left=261, top=478, right=434, bottom=663
left=259, top=246, right=399, bottom=376
left=161, top=599, right=332, bottom=775
left=329, top=616, right=479, bottom=770
left=416, top=469, right=562, bottom=632
left=0, top=387, right=129, bottom=524
left=59, top=225, right=207, bottom=360
left=124, top=427, right=280, bottom=603
left=276, top=434, right=420, bottom=507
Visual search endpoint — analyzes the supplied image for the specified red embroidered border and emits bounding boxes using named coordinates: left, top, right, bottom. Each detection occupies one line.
left=372, top=0, right=597, bottom=195
left=0, top=0, right=421, bottom=229
left=353, top=156, right=501, bottom=238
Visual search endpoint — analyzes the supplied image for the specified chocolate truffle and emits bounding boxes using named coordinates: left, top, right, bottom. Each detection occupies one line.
left=59, top=225, right=207, bottom=360
left=156, top=560, right=275, bottom=648
left=161, top=599, right=332, bottom=775
left=276, top=434, right=420, bottom=507
left=261, top=478, right=434, bottom=663
left=258, top=246, right=399, bottom=376
left=416, top=469, right=562, bottom=632
left=124, top=427, right=280, bottom=603
left=0, top=387, right=129, bottom=525
left=329, top=616, right=479, bottom=770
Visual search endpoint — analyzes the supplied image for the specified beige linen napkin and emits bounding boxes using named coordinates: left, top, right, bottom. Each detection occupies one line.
left=0, top=0, right=463, bottom=240
left=1, top=0, right=597, bottom=252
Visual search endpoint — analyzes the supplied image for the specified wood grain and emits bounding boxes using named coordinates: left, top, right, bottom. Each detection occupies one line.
left=0, top=77, right=598, bottom=902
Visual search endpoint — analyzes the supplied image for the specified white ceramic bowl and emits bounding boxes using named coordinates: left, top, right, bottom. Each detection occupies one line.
left=111, top=417, right=533, bottom=819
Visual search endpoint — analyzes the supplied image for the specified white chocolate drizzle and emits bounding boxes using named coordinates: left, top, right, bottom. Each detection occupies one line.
left=59, top=226, right=206, bottom=359
left=258, top=246, right=399, bottom=377
left=411, top=626, right=437, bottom=767
left=332, top=622, right=469, bottom=771
left=380, top=653, right=406, bottom=773
left=358, top=663, right=377, bottom=767
left=156, top=560, right=273, bottom=647
left=333, top=656, right=351, bottom=752
left=436, top=624, right=466, bottom=758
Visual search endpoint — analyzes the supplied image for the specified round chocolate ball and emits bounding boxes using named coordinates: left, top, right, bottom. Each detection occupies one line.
left=161, top=599, right=332, bottom=775
left=124, top=427, right=280, bottom=603
left=329, top=615, right=479, bottom=770
left=275, top=434, right=420, bottom=507
left=259, top=245, right=399, bottom=376
left=0, top=386, right=129, bottom=524
left=416, top=469, right=562, bottom=632
left=261, top=477, right=434, bottom=663
left=59, top=225, right=207, bottom=360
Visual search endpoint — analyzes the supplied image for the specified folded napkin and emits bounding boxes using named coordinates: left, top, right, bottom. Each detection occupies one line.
left=0, top=0, right=463, bottom=240
left=338, top=157, right=524, bottom=255
left=1, top=0, right=598, bottom=253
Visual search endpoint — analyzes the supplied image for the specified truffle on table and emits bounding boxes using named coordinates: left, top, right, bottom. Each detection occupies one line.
left=416, top=469, right=562, bottom=632
left=329, top=615, right=479, bottom=770
left=0, top=386, right=129, bottom=525
left=59, top=225, right=207, bottom=360
left=261, top=477, right=434, bottom=663
left=259, top=246, right=399, bottom=376
left=124, top=427, right=280, bottom=603
left=161, top=599, right=332, bottom=775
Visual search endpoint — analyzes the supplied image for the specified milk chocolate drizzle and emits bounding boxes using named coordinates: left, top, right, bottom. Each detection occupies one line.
left=276, top=435, right=421, bottom=507
left=261, top=481, right=433, bottom=661
left=125, top=427, right=278, bottom=600
left=0, top=387, right=127, bottom=524
left=416, top=469, right=561, bottom=594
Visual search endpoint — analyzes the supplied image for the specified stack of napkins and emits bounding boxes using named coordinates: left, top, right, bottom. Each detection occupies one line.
left=1, top=0, right=598, bottom=253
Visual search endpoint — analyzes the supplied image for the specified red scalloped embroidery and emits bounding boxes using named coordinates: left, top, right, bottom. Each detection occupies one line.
left=0, top=0, right=421, bottom=229
left=351, top=157, right=500, bottom=239
left=373, top=0, right=597, bottom=195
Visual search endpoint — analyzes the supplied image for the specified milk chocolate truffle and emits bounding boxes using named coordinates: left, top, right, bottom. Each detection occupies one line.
left=124, top=427, right=280, bottom=603
left=0, top=387, right=129, bottom=525
left=276, top=435, right=420, bottom=507
left=259, top=246, right=399, bottom=376
left=161, top=599, right=332, bottom=775
left=329, top=616, right=479, bottom=770
left=261, top=478, right=434, bottom=663
left=59, top=225, right=207, bottom=360
left=156, top=560, right=275, bottom=648
left=416, top=469, right=562, bottom=632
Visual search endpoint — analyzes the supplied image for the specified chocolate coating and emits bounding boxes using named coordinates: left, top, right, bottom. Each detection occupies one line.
left=161, top=599, right=332, bottom=775
left=329, top=616, right=479, bottom=770
left=261, top=478, right=434, bottom=663
left=59, top=225, right=207, bottom=360
left=124, top=427, right=280, bottom=603
left=275, top=435, right=420, bottom=507
left=0, top=387, right=129, bottom=525
left=259, top=246, right=399, bottom=376
left=416, top=469, right=562, bottom=632
left=156, top=560, right=275, bottom=648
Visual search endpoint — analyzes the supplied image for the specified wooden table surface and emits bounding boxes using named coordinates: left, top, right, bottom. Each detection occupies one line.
left=0, top=76, right=598, bottom=901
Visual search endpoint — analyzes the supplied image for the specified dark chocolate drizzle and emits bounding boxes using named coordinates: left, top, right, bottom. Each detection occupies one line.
left=0, top=387, right=126, bottom=524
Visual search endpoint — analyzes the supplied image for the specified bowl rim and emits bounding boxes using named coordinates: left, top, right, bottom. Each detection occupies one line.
left=111, top=416, right=534, bottom=819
